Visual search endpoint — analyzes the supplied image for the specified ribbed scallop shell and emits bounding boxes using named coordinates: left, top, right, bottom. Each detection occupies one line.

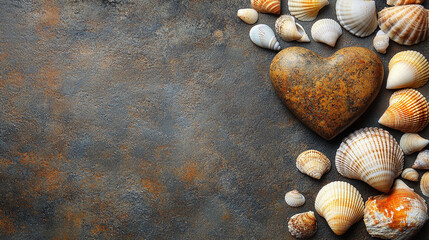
left=378, top=5, right=429, bottom=46
left=387, top=0, right=425, bottom=5
left=379, top=89, right=429, bottom=132
left=373, top=30, right=389, bottom=54
left=288, top=0, right=329, bottom=21
left=311, top=19, right=342, bottom=47
left=402, top=168, right=419, bottom=182
left=249, top=24, right=281, bottom=50
left=296, top=150, right=331, bottom=179
left=386, top=51, right=429, bottom=89
left=335, top=127, right=404, bottom=193
left=364, top=179, right=428, bottom=240
left=315, top=181, right=364, bottom=235
left=400, top=133, right=429, bottom=155
left=421, top=172, right=429, bottom=197
left=237, top=8, right=258, bottom=24
left=335, top=0, right=378, bottom=37
left=288, top=211, right=317, bottom=239
left=413, top=150, right=429, bottom=169
left=275, top=15, right=310, bottom=42
left=285, top=189, right=306, bottom=207
left=251, top=0, right=281, bottom=15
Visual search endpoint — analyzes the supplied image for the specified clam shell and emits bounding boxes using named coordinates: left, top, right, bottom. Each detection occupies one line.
left=335, top=0, right=378, bottom=37
left=335, top=127, right=404, bottom=193
left=249, top=24, right=281, bottom=51
left=364, top=179, right=428, bottom=240
left=285, top=189, right=306, bottom=207
left=402, top=168, right=419, bottom=182
left=386, top=51, right=429, bottom=89
left=379, top=89, right=429, bottom=133
left=373, top=30, right=389, bottom=54
left=387, top=0, right=425, bottom=5
left=237, top=8, right=259, bottom=24
left=288, top=211, right=317, bottom=239
left=311, top=19, right=342, bottom=47
left=288, top=0, right=329, bottom=21
left=251, top=0, right=281, bottom=15
left=296, top=150, right=331, bottom=179
left=400, top=133, right=429, bottom=155
left=275, top=15, right=310, bottom=42
left=413, top=150, right=429, bottom=169
left=421, top=172, right=429, bottom=197
left=315, top=181, right=364, bottom=235
left=378, top=5, right=429, bottom=46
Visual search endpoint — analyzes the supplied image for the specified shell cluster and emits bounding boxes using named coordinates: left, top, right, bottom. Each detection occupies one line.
left=288, top=211, right=317, bottom=239
left=249, top=24, right=281, bottom=50
left=285, top=189, right=306, bottom=207
left=373, top=30, right=389, bottom=54
left=336, top=0, right=378, bottom=37
left=296, top=150, right=331, bottom=179
left=311, top=19, right=342, bottom=47
left=251, top=0, right=281, bottom=15
left=400, top=133, right=429, bottom=155
left=386, top=51, right=429, bottom=90
left=413, top=150, right=429, bottom=169
left=421, top=172, right=429, bottom=197
left=288, top=0, right=329, bottom=21
left=401, top=168, right=419, bottom=182
left=275, top=15, right=310, bottom=42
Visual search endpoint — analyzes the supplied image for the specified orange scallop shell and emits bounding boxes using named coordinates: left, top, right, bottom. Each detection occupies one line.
left=251, top=0, right=281, bottom=15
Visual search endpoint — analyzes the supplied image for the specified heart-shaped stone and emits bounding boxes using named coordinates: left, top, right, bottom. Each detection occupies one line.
left=270, top=47, right=384, bottom=140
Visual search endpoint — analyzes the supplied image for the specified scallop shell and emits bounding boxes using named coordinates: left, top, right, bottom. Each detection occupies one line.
left=400, top=133, right=429, bottom=155
left=379, top=89, right=429, bottom=133
left=413, top=150, right=429, bottom=169
left=275, top=15, right=310, bottom=42
left=285, top=189, right=306, bottom=207
left=288, top=0, right=329, bottom=21
left=335, top=127, right=404, bottom=193
left=311, top=19, right=342, bottom=47
left=249, top=24, right=281, bottom=50
left=373, top=30, right=389, bottom=54
left=251, top=0, right=281, bottom=15
left=288, top=211, right=317, bottom=239
left=335, top=0, right=378, bottom=37
left=402, top=168, right=419, bottom=182
left=237, top=8, right=259, bottom=24
left=296, top=150, right=331, bottom=179
left=364, top=179, right=428, bottom=240
left=378, top=5, right=429, bottom=46
left=315, top=181, right=364, bottom=235
left=421, top=172, right=429, bottom=197
left=387, top=0, right=425, bottom=5
left=386, top=51, right=429, bottom=89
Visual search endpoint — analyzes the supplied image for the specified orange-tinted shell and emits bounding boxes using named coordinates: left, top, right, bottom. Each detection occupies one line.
left=421, top=172, right=429, bottom=197
left=288, top=211, right=317, bottom=239
left=387, top=0, right=425, bottom=5
left=251, top=0, right=281, bottom=14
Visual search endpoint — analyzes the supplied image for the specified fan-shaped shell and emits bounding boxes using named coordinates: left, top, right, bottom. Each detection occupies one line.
left=251, top=0, right=281, bottom=15
left=288, top=0, right=329, bottom=21
left=387, top=0, right=425, bottom=5
left=421, top=172, right=429, bottom=197
left=364, top=179, right=428, bottom=240
left=311, top=19, right=342, bottom=47
left=296, top=150, right=331, bottom=179
left=379, top=89, right=429, bottom=133
left=413, top=150, right=429, bottom=169
left=378, top=5, right=429, bottom=46
left=285, top=189, right=306, bottom=207
left=237, top=8, right=259, bottom=24
left=336, top=127, right=404, bottom=193
left=373, top=30, right=389, bottom=54
left=402, top=168, right=419, bottom=182
left=335, top=0, right=378, bottom=37
left=315, top=181, right=364, bottom=235
left=249, top=24, right=281, bottom=50
left=386, top=51, right=429, bottom=89
left=288, top=211, right=317, bottom=239
left=400, top=133, right=429, bottom=155
left=275, top=15, right=310, bottom=42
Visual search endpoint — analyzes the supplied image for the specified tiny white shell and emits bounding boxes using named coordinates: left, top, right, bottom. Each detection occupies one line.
left=285, top=189, right=306, bottom=207
left=421, top=172, right=429, bottom=197
left=373, top=30, right=389, bottom=54
left=237, top=8, right=258, bottom=24
left=413, top=150, right=429, bottom=169
left=400, top=133, right=429, bottom=155
left=249, top=24, right=281, bottom=50
left=311, top=19, right=342, bottom=47
left=401, top=168, right=419, bottom=182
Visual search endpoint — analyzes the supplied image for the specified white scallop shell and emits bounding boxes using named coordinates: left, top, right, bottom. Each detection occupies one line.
left=288, top=211, right=317, bottom=239
left=336, top=0, right=378, bottom=37
left=249, top=24, right=281, bottom=50
left=421, top=172, right=429, bottom=197
left=373, top=30, right=389, bottom=54
left=296, top=150, right=331, bottom=179
left=400, top=133, right=429, bottom=155
left=311, top=19, right=342, bottom=47
left=285, top=189, right=306, bottom=207
left=237, top=8, right=258, bottom=24
left=386, top=51, right=429, bottom=90
left=288, top=0, right=329, bottom=21
left=413, top=150, right=429, bottom=169
left=402, top=168, right=419, bottom=182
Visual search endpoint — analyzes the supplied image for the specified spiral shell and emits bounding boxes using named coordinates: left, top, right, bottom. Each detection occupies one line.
left=251, top=0, right=281, bottom=15
left=288, top=0, right=329, bottom=21
left=379, top=89, right=429, bottom=133
left=288, top=211, right=317, bottom=239
left=402, top=168, right=419, bottom=182
left=285, top=189, right=306, bottom=207
left=296, top=150, right=331, bottom=179
left=386, top=51, right=429, bottom=89
left=336, top=127, right=404, bottom=193
left=378, top=5, right=429, bottom=46
left=237, top=8, right=258, bottom=24
left=364, top=179, right=428, bottom=240
left=373, top=30, right=389, bottom=54
left=249, top=24, right=281, bottom=51
left=400, top=133, right=429, bottom=155
left=421, top=172, right=429, bottom=197
left=275, top=15, right=310, bottom=42
left=387, top=0, right=425, bottom=5
left=315, top=181, right=364, bottom=235
left=311, top=19, right=342, bottom=47
left=413, top=150, right=429, bottom=169
left=336, top=0, right=378, bottom=37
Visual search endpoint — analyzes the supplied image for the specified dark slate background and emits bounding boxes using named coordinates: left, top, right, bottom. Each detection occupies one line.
left=0, top=0, right=428, bottom=239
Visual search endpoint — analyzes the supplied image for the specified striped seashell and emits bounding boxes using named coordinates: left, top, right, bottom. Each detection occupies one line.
left=249, top=24, right=281, bottom=50
left=421, top=172, right=429, bottom=197
left=315, top=181, right=364, bottom=235
left=311, top=19, right=342, bottom=47
left=288, top=0, right=329, bottom=21
left=288, top=211, right=317, bottom=239
left=285, top=189, right=306, bottom=207
left=296, top=150, right=331, bottom=179
left=251, top=0, right=281, bottom=15
left=336, top=127, right=404, bottom=193
left=386, top=51, right=429, bottom=89
left=413, top=150, right=429, bottom=169
left=379, top=89, right=429, bottom=133
left=336, top=0, right=378, bottom=37
left=387, top=0, right=425, bottom=6
left=237, top=8, right=259, bottom=24
left=400, top=133, right=429, bottom=155
left=402, top=168, right=419, bottom=182
left=373, top=30, right=389, bottom=54
left=275, top=15, right=310, bottom=42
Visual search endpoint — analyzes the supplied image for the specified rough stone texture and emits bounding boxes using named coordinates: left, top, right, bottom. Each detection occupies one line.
left=0, top=0, right=428, bottom=239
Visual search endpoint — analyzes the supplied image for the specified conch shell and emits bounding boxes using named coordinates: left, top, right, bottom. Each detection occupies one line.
left=336, top=0, right=378, bottom=37
left=251, top=0, right=281, bottom=15
left=387, top=0, right=425, bottom=5
left=296, top=150, right=331, bottom=179
left=401, top=168, right=419, bottom=182
left=311, top=19, right=342, bottom=47
left=421, top=172, right=429, bottom=197
left=364, top=179, right=428, bottom=240
left=237, top=8, right=258, bottom=24
left=400, top=133, right=429, bottom=155
left=373, top=30, right=389, bottom=54
left=285, top=189, right=306, bottom=207
left=249, top=24, right=281, bottom=50
left=413, top=150, right=429, bottom=169
left=288, top=0, right=329, bottom=21
left=288, top=211, right=317, bottom=239
left=386, top=50, right=429, bottom=89
left=275, top=15, right=310, bottom=42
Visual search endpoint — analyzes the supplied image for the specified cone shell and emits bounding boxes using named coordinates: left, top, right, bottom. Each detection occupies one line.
left=421, top=172, right=429, bottom=197
left=295, top=23, right=311, bottom=42
left=288, top=0, right=329, bottom=21
left=251, top=0, right=281, bottom=15
left=378, top=5, right=429, bottom=46
left=315, top=181, right=364, bottom=235
left=285, top=189, right=306, bottom=207
left=386, top=51, right=429, bottom=89
left=364, top=179, right=428, bottom=240
left=275, top=15, right=310, bottom=42
left=379, top=89, right=429, bottom=133
left=336, top=127, right=404, bottom=193
left=400, top=133, right=429, bottom=155
left=237, top=8, right=258, bottom=24
left=311, top=19, right=342, bottom=47
left=373, top=30, right=389, bottom=54
left=288, top=211, right=317, bottom=239
left=413, top=150, right=429, bottom=169
left=335, top=0, right=378, bottom=37
left=296, top=150, right=331, bottom=179
left=402, top=168, right=419, bottom=182
left=387, top=0, right=425, bottom=5
left=249, top=24, right=281, bottom=50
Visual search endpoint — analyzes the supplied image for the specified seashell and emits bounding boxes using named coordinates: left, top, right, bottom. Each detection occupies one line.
left=402, top=168, right=419, bottom=182
left=288, top=0, right=329, bottom=21
left=288, top=211, right=317, bottom=239
left=249, top=24, right=281, bottom=51
left=251, top=0, right=281, bottom=15
left=364, top=179, right=428, bottom=240
left=295, top=23, right=311, bottom=42
left=336, top=127, right=404, bottom=193
left=378, top=5, right=429, bottom=46
left=335, top=0, right=378, bottom=37
left=421, top=172, right=429, bottom=197
left=285, top=189, right=306, bottom=207
left=373, top=30, right=389, bottom=54
left=315, top=181, right=364, bottom=235
left=237, top=8, right=259, bottom=24
left=386, top=51, right=429, bottom=89
left=379, top=89, right=429, bottom=133
left=413, top=150, right=429, bottom=169
left=387, top=0, right=425, bottom=5
left=296, top=150, right=331, bottom=179
left=400, top=133, right=429, bottom=155
left=311, top=19, right=342, bottom=47
left=275, top=15, right=310, bottom=42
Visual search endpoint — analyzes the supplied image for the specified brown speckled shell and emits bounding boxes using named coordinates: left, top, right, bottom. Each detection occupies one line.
left=288, top=211, right=317, bottom=239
